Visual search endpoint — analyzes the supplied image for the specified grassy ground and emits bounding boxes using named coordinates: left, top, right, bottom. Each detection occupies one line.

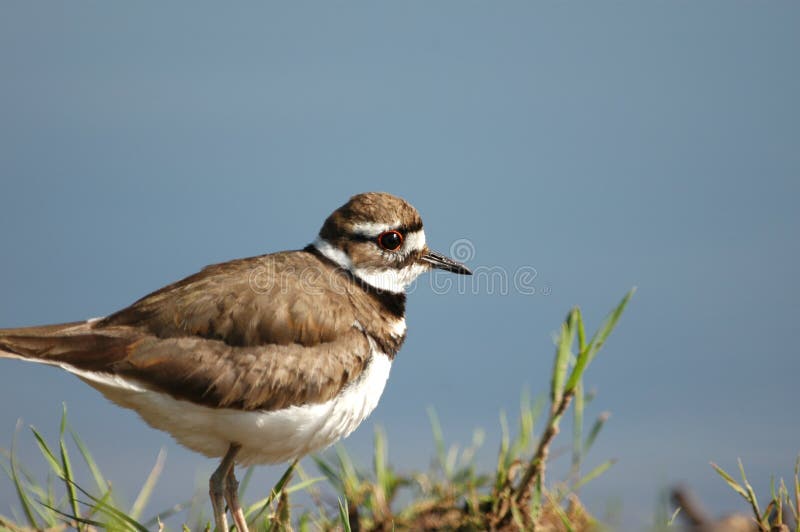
left=2, top=289, right=797, bottom=531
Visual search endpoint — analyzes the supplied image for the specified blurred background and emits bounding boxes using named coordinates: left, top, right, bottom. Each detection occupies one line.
left=0, top=2, right=797, bottom=529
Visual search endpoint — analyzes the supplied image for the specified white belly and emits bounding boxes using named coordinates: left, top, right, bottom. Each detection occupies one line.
left=76, top=351, right=392, bottom=465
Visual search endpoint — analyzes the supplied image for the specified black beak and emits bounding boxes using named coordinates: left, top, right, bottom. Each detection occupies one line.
left=421, top=249, right=472, bottom=275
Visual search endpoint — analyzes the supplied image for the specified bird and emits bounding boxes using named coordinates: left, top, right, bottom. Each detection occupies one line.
left=0, top=192, right=472, bottom=532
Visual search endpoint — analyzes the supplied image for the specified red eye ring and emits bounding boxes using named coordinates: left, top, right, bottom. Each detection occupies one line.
left=377, top=230, right=404, bottom=251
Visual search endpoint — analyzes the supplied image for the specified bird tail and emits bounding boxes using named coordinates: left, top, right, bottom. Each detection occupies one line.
left=0, top=320, right=131, bottom=371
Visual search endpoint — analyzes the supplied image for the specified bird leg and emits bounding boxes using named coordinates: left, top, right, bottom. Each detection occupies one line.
left=224, top=462, right=248, bottom=532
left=210, top=443, right=241, bottom=532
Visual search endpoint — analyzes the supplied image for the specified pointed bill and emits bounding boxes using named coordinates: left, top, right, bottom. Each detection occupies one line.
left=420, top=250, right=472, bottom=275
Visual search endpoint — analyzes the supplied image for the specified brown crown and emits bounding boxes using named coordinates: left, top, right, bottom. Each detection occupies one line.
left=319, top=192, right=424, bottom=241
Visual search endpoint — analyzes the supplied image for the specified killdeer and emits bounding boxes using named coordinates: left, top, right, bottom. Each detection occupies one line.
left=0, top=192, right=471, bottom=532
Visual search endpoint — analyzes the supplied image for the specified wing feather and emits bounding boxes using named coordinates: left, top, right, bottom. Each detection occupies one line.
left=0, top=250, right=375, bottom=411
left=100, top=251, right=356, bottom=347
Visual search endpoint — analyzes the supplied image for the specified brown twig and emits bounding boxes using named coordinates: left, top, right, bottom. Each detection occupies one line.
left=514, top=391, right=574, bottom=507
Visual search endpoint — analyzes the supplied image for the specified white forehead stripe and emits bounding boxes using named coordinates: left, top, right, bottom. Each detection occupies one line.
left=349, top=223, right=426, bottom=254
left=350, top=221, right=401, bottom=237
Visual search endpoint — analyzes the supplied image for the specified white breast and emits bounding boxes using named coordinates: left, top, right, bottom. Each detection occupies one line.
left=71, top=350, right=392, bottom=466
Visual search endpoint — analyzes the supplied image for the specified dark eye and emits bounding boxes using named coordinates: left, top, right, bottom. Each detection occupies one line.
left=377, top=230, right=403, bottom=251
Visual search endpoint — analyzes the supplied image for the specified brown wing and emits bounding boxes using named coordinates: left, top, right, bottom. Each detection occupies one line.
left=100, top=250, right=357, bottom=347
left=0, top=323, right=372, bottom=410
left=114, top=328, right=372, bottom=410
left=0, top=250, right=374, bottom=410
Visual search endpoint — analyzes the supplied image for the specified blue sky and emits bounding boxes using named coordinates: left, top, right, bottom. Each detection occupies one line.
left=0, top=2, right=798, bottom=529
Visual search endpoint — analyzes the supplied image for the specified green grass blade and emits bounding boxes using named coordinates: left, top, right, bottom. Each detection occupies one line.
left=244, top=476, right=325, bottom=520
left=460, top=427, right=485, bottom=468
left=266, top=488, right=290, bottom=532
left=583, top=412, right=611, bottom=456
left=58, top=405, right=81, bottom=529
left=573, top=459, right=617, bottom=490
left=311, top=454, right=342, bottom=491
left=141, top=498, right=193, bottom=529
left=374, top=426, right=390, bottom=496
left=517, top=392, right=533, bottom=452
left=29, top=427, right=63, bottom=476
left=495, top=410, right=511, bottom=492
left=1, top=452, right=57, bottom=527
left=584, top=288, right=635, bottom=367
left=529, top=395, right=546, bottom=435
left=10, top=422, right=39, bottom=528
left=69, top=429, right=108, bottom=494
left=545, top=491, right=575, bottom=532
left=445, top=444, right=459, bottom=481
left=668, top=506, right=682, bottom=526
left=298, top=512, right=311, bottom=532
left=510, top=502, right=525, bottom=530
left=710, top=462, right=748, bottom=499
left=130, top=448, right=166, bottom=520
left=285, top=476, right=325, bottom=495
left=565, top=288, right=635, bottom=393
left=427, top=407, right=449, bottom=478
left=65, top=477, right=149, bottom=532
left=245, top=459, right=298, bottom=523
left=575, top=308, right=586, bottom=353
left=337, top=497, right=352, bottom=532
left=531, top=474, right=543, bottom=521
left=238, top=465, right=256, bottom=499
left=335, top=444, right=359, bottom=491
left=39, top=501, right=108, bottom=529
left=737, top=458, right=764, bottom=526
left=551, top=309, right=577, bottom=406
left=75, top=473, right=114, bottom=523
left=564, top=347, right=591, bottom=397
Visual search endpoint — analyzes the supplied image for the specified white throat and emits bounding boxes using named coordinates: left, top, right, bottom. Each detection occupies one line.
left=313, top=237, right=428, bottom=294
